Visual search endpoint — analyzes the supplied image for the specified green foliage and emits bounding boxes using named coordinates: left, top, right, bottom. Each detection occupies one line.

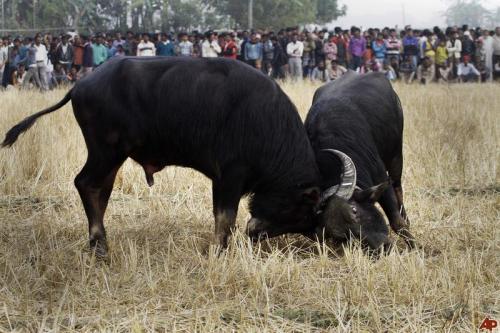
left=0, top=0, right=346, bottom=33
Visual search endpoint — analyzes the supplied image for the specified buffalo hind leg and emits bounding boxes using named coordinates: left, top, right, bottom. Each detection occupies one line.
left=75, top=154, right=126, bottom=258
left=378, top=186, right=415, bottom=249
left=212, top=166, right=247, bottom=248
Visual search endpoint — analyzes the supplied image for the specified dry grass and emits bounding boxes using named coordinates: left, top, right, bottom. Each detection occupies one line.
left=0, top=81, right=498, bottom=332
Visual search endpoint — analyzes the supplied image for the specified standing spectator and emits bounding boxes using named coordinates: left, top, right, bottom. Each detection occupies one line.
left=287, top=33, right=304, bottom=80
left=177, top=33, right=193, bottom=57
left=238, top=30, right=250, bottom=61
left=348, top=27, right=365, bottom=71
left=92, top=35, right=108, bottom=67
left=244, top=33, right=263, bottom=69
left=372, top=33, right=387, bottom=67
left=385, top=28, right=402, bottom=66
left=323, top=36, right=338, bottom=70
left=2, top=38, right=20, bottom=87
left=435, top=38, right=449, bottom=81
left=56, top=35, right=73, bottom=72
left=314, top=30, right=326, bottom=67
left=80, top=35, right=94, bottom=78
left=32, top=35, right=49, bottom=91
left=222, top=33, right=238, bottom=60
left=399, top=56, right=416, bottom=83
left=201, top=31, right=221, bottom=58
left=271, top=36, right=288, bottom=79
left=417, top=56, right=435, bottom=84
left=262, top=34, right=274, bottom=74
left=0, top=39, right=7, bottom=82
left=156, top=33, right=175, bottom=57
left=137, top=33, right=156, bottom=56
left=447, top=30, right=462, bottom=71
left=403, top=29, right=419, bottom=71
left=302, top=32, right=316, bottom=78
left=493, top=27, right=500, bottom=79
left=112, top=32, right=125, bottom=49
left=457, top=57, right=480, bottom=82
left=461, top=30, right=475, bottom=62
left=72, top=36, right=84, bottom=71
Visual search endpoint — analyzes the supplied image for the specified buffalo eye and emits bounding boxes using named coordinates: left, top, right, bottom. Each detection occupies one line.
left=352, top=207, right=357, bottom=214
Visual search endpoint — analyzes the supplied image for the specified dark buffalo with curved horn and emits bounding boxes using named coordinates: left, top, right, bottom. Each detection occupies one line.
left=2, top=57, right=326, bottom=257
left=305, top=71, right=415, bottom=250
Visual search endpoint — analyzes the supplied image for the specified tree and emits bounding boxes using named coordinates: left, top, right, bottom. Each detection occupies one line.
left=315, top=0, right=346, bottom=24
left=444, top=0, right=499, bottom=28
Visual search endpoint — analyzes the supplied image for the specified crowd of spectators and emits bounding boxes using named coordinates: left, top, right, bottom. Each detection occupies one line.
left=1, top=24, right=500, bottom=90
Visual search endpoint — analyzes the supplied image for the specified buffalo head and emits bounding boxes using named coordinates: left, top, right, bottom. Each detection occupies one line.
left=312, top=150, right=392, bottom=251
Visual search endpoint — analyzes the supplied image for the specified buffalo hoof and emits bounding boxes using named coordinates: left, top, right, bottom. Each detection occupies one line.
left=89, top=239, right=109, bottom=260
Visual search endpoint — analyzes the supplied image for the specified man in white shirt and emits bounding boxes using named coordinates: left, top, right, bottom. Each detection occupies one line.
left=33, top=34, right=49, bottom=91
left=201, top=31, right=221, bottom=58
left=137, top=33, right=156, bottom=57
left=0, top=39, right=7, bottom=82
left=457, top=58, right=480, bottom=83
left=287, top=33, right=304, bottom=80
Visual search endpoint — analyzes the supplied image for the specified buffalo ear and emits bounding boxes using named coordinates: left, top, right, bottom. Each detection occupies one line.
left=352, top=181, right=390, bottom=203
left=302, top=187, right=321, bottom=205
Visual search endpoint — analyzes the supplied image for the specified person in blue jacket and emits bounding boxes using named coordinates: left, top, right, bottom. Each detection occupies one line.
left=156, top=33, right=175, bottom=57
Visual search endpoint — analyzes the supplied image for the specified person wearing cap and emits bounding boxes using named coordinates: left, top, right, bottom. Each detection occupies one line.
left=245, top=33, right=263, bottom=69
left=286, top=33, right=304, bottom=80
left=202, top=31, right=221, bottom=58
left=457, top=56, right=480, bottom=83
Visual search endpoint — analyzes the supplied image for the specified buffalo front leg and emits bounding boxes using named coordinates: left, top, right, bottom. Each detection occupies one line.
left=75, top=155, right=125, bottom=258
left=378, top=186, right=415, bottom=249
left=212, top=166, right=247, bottom=248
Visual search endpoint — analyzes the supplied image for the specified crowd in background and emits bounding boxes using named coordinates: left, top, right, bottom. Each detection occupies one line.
left=1, top=24, right=500, bottom=90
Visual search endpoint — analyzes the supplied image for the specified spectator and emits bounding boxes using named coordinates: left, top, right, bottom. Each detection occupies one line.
left=52, top=62, right=68, bottom=86
left=2, top=37, right=20, bottom=87
left=222, top=33, right=238, bottom=60
left=32, top=35, right=49, bottom=90
left=0, top=39, right=7, bottom=81
left=92, top=35, right=108, bottom=67
left=137, top=33, right=156, bottom=56
left=271, top=36, right=288, bottom=79
left=399, top=57, right=415, bottom=84
left=372, top=33, right=387, bottom=66
left=403, top=29, right=419, bottom=71
left=72, top=36, right=84, bottom=71
left=302, top=32, right=316, bottom=77
left=348, top=27, right=365, bottom=70
left=385, top=29, right=401, bottom=66
left=323, top=36, right=338, bottom=70
left=202, top=31, right=221, bottom=58
left=157, top=33, right=175, bottom=57
left=56, top=35, right=73, bottom=72
left=80, top=35, right=94, bottom=78
left=381, top=60, right=397, bottom=81
left=417, top=56, right=435, bottom=84
left=67, top=66, right=79, bottom=84
left=328, top=59, right=347, bottom=80
left=262, top=34, right=274, bottom=74
left=493, top=27, right=500, bottom=79
left=244, top=33, right=263, bottom=69
left=310, top=60, right=329, bottom=82
left=457, top=57, right=480, bottom=83
left=447, top=30, right=462, bottom=72
left=287, top=33, right=304, bottom=80
left=461, top=30, right=475, bottom=62
left=177, top=33, right=193, bottom=57
left=11, top=63, right=27, bottom=88
left=114, top=44, right=126, bottom=57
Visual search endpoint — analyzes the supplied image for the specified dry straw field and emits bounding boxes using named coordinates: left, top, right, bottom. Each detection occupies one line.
left=0, top=81, right=498, bottom=332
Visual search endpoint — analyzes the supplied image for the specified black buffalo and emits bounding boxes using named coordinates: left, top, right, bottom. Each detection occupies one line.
left=305, top=71, right=415, bottom=250
left=2, top=57, right=333, bottom=256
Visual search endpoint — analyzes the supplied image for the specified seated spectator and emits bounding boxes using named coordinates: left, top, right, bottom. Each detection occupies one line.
left=310, top=60, right=330, bottom=82
left=457, top=58, right=480, bottom=83
left=398, top=58, right=414, bottom=83
left=417, top=56, right=435, bottom=84
left=476, top=61, right=490, bottom=82
left=328, top=59, right=347, bottom=80
left=323, top=36, right=338, bottom=70
left=381, top=60, right=397, bottom=81
left=67, top=66, right=79, bottom=84
left=494, top=58, right=500, bottom=80
left=114, top=44, right=126, bottom=57
left=52, top=62, right=68, bottom=86
left=11, top=64, right=27, bottom=88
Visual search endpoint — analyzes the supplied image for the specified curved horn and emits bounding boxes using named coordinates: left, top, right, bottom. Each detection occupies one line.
left=321, top=149, right=357, bottom=201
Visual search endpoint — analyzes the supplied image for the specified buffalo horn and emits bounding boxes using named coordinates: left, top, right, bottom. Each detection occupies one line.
left=321, top=149, right=357, bottom=201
